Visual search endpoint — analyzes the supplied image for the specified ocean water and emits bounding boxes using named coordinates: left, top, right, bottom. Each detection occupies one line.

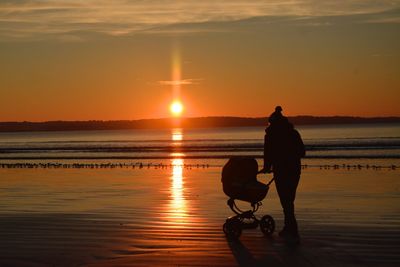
left=0, top=123, right=399, bottom=167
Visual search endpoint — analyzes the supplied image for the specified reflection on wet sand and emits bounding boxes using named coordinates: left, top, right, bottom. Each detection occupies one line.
left=1, top=165, right=399, bottom=266
left=170, top=158, right=186, bottom=221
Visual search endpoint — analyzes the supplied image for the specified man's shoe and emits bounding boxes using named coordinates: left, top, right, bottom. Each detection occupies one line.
left=278, top=228, right=289, bottom=237
left=279, top=229, right=300, bottom=245
left=286, top=234, right=300, bottom=245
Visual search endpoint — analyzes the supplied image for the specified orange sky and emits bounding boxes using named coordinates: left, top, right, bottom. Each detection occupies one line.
left=0, top=1, right=399, bottom=121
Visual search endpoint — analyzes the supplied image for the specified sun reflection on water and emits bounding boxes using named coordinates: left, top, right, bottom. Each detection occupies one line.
left=168, top=129, right=187, bottom=224
left=172, top=128, right=183, bottom=142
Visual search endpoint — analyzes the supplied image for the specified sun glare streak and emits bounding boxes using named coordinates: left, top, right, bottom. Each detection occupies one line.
left=172, top=43, right=181, bottom=99
left=168, top=42, right=186, bottom=118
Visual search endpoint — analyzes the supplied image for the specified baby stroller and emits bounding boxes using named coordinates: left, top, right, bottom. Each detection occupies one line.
left=221, top=157, right=275, bottom=239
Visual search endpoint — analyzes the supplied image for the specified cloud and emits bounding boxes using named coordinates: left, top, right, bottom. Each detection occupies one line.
left=158, top=79, right=202, bottom=86
left=0, top=0, right=399, bottom=40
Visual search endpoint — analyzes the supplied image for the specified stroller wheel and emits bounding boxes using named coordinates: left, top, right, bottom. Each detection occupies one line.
left=260, top=215, right=275, bottom=236
left=223, top=218, right=242, bottom=239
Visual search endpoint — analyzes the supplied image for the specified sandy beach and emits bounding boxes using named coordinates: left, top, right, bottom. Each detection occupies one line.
left=0, top=166, right=399, bottom=267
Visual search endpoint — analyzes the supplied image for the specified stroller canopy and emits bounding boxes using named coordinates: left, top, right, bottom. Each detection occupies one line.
left=222, top=157, right=268, bottom=203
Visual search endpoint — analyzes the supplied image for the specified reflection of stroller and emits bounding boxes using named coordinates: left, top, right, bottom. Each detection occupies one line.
left=221, top=157, right=275, bottom=239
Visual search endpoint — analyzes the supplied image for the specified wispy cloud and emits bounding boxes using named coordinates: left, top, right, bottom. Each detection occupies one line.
left=0, top=0, right=399, bottom=40
left=158, top=79, right=202, bottom=86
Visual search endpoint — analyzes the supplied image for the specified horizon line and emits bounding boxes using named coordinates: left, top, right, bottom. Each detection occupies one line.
left=1, top=115, right=400, bottom=124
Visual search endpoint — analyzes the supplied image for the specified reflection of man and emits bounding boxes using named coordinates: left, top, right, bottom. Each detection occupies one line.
left=259, top=106, right=305, bottom=242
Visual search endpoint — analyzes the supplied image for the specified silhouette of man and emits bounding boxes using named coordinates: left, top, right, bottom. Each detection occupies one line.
left=259, top=106, right=305, bottom=242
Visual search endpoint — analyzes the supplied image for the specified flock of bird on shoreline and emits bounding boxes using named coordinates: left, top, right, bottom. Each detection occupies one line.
left=0, top=162, right=397, bottom=170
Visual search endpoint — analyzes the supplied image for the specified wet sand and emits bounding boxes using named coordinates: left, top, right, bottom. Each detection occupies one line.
left=0, top=167, right=399, bottom=266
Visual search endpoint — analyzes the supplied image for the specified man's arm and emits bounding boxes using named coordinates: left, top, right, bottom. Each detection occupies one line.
left=260, top=130, right=273, bottom=173
left=294, top=130, right=305, bottom=158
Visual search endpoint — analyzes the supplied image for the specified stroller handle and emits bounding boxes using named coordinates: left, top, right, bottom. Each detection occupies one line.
left=257, top=172, right=275, bottom=186
left=266, top=177, right=275, bottom=186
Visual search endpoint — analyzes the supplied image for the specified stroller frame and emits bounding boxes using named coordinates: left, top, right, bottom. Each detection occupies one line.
left=223, top=177, right=275, bottom=239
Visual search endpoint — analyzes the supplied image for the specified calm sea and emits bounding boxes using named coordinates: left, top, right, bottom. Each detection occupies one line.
left=0, top=123, right=399, bottom=167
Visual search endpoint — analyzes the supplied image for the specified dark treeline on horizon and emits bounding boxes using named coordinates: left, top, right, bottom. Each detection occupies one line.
left=0, top=116, right=399, bottom=132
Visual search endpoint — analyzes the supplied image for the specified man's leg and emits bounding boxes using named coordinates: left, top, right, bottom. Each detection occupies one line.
left=287, top=174, right=300, bottom=236
left=275, top=174, right=300, bottom=237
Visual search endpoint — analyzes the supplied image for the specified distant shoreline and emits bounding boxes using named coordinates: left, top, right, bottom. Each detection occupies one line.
left=0, top=116, right=399, bottom=132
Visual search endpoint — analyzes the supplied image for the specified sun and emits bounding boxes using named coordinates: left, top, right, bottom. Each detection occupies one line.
left=170, top=100, right=184, bottom=116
